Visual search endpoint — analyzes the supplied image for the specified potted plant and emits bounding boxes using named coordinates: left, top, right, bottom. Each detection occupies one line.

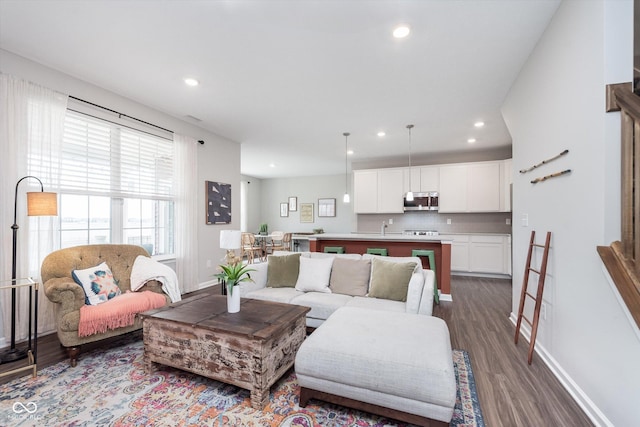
left=214, top=263, right=255, bottom=313
left=259, top=223, right=268, bottom=235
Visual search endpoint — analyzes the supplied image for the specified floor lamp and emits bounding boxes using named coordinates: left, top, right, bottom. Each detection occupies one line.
left=0, top=176, right=57, bottom=363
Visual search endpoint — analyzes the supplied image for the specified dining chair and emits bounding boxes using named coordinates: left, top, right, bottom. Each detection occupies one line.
left=266, top=231, right=285, bottom=254
left=242, top=232, right=263, bottom=263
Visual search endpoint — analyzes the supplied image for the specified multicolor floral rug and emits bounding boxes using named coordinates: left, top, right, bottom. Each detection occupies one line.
left=0, top=337, right=484, bottom=427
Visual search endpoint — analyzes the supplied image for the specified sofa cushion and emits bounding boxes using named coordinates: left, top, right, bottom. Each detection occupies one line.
left=406, top=272, right=426, bottom=314
left=245, top=287, right=304, bottom=304
left=72, top=262, right=122, bottom=305
left=295, top=256, right=333, bottom=293
left=290, top=292, right=353, bottom=320
left=368, top=258, right=416, bottom=302
left=345, top=296, right=406, bottom=313
left=329, top=258, right=371, bottom=296
left=266, top=253, right=301, bottom=288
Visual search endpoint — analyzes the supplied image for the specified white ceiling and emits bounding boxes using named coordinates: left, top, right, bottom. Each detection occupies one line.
left=0, top=0, right=560, bottom=179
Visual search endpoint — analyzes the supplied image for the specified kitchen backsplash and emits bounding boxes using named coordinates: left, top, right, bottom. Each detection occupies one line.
left=357, top=211, right=513, bottom=234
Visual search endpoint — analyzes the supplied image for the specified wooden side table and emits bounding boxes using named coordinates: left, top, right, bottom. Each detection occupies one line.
left=0, top=277, right=38, bottom=378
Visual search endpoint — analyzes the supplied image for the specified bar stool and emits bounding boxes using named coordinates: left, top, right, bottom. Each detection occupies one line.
left=324, top=246, right=345, bottom=254
left=366, top=248, right=388, bottom=256
left=411, top=249, right=439, bottom=304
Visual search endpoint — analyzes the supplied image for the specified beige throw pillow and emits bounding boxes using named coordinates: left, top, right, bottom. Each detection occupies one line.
left=329, top=258, right=371, bottom=296
left=266, top=253, right=301, bottom=288
left=368, top=258, right=417, bottom=302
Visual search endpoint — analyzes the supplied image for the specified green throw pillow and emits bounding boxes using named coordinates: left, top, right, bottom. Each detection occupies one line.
left=368, top=258, right=417, bottom=302
left=266, top=253, right=301, bottom=288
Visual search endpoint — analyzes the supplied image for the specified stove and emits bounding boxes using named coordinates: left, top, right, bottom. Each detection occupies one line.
left=403, top=230, right=439, bottom=236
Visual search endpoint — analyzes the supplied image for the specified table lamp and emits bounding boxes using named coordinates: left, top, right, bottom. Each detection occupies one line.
left=0, top=175, right=57, bottom=363
left=220, top=230, right=242, bottom=266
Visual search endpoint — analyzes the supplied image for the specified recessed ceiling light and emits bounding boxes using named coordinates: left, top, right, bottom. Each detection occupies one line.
left=474, top=121, right=485, bottom=128
left=184, top=77, right=199, bottom=87
left=467, top=138, right=476, bottom=144
left=393, top=25, right=410, bottom=39
left=347, top=150, right=354, bottom=155
left=269, top=163, right=276, bottom=168
left=377, top=131, right=386, bottom=137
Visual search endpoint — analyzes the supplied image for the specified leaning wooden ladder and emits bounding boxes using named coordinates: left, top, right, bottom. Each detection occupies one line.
left=514, top=230, right=551, bottom=365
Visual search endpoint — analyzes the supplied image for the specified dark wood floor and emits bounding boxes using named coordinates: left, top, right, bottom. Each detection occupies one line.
left=433, top=275, right=593, bottom=427
left=1, top=277, right=593, bottom=426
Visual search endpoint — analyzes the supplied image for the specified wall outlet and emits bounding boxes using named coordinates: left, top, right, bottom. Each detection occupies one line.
left=389, top=218, right=393, bottom=225
left=506, top=218, right=511, bottom=225
left=541, top=303, right=547, bottom=320
left=206, top=259, right=212, bottom=268
left=447, top=218, right=452, bottom=225
left=521, top=213, right=529, bottom=227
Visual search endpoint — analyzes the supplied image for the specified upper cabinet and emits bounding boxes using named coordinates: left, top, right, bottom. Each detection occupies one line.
left=439, top=161, right=504, bottom=213
left=354, top=159, right=512, bottom=214
left=354, top=168, right=404, bottom=213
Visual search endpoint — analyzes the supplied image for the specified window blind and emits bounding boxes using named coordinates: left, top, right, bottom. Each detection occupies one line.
left=60, top=111, right=174, bottom=199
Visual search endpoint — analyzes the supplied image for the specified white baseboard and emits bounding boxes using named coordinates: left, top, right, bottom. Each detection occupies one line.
left=0, top=337, right=5, bottom=347
left=198, top=280, right=218, bottom=290
left=439, top=293, right=452, bottom=302
left=509, top=313, right=613, bottom=427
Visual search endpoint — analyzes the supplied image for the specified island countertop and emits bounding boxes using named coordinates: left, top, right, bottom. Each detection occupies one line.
left=307, top=233, right=452, bottom=244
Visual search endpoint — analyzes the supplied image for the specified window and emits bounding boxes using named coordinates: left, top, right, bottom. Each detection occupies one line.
left=53, top=111, right=174, bottom=255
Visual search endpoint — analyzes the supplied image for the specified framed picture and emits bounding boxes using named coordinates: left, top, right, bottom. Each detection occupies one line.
left=288, top=196, right=298, bottom=211
left=300, top=203, right=314, bottom=223
left=205, top=181, right=231, bottom=224
left=318, top=198, right=336, bottom=217
left=280, top=202, right=289, bottom=217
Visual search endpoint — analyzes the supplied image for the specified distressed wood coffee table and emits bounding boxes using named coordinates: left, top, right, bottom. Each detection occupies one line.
left=140, top=293, right=309, bottom=409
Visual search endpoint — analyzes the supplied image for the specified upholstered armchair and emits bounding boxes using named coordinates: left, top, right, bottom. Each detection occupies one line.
left=41, top=244, right=171, bottom=366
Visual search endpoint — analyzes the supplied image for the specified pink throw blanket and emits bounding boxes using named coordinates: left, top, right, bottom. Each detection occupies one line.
left=78, top=291, right=167, bottom=337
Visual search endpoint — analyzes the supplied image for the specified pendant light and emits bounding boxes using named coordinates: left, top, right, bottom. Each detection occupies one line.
left=343, top=132, right=351, bottom=203
left=406, top=124, right=414, bottom=201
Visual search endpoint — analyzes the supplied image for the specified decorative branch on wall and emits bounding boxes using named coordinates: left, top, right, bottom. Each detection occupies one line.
left=520, top=149, right=569, bottom=174
left=531, top=169, right=571, bottom=184
left=206, top=181, right=231, bottom=224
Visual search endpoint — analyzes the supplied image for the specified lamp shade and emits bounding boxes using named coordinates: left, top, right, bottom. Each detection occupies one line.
left=220, top=230, right=242, bottom=250
left=27, top=192, right=58, bottom=216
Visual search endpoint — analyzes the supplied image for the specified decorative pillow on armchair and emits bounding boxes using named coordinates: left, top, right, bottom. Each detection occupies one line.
left=72, top=262, right=121, bottom=305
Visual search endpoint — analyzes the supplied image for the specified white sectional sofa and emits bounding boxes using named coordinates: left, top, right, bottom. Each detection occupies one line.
left=239, top=251, right=435, bottom=327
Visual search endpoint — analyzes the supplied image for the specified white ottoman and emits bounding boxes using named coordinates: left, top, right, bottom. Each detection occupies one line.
left=295, top=307, right=456, bottom=426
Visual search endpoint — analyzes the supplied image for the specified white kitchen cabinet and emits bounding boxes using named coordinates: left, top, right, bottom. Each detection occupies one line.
left=420, top=166, right=439, bottom=192
left=468, top=162, right=501, bottom=212
left=500, top=159, right=512, bottom=212
left=354, top=168, right=404, bottom=213
left=402, top=167, right=421, bottom=194
left=469, top=235, right=506, bottom=273
left=438, top=165, right=468, bottom=212
left=377, top=168, right=404, bottom=213
left=440, top=234, right=511, bottom=276
left=353, top=170, right=378, bottom=213
left=448, top=235, right=470, bottom=271
left=439, top=161, right=501, bottom=213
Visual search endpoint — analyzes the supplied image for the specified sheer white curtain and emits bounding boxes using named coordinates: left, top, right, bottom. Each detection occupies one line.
left=0, top=74, right=68, bottom=340
left=173, top=134, right=199, bottom=293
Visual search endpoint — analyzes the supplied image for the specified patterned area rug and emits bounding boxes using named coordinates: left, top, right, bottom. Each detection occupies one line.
left=0, top=337, right=484, bottom=427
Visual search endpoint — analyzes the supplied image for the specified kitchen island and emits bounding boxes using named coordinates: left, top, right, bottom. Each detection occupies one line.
left=309, top=233, right=452, bottom=299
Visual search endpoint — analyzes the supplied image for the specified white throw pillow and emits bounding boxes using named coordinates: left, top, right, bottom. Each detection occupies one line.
left=72, top=261, right=121, bottom=305
left=295, top=256, right=334, bottom=293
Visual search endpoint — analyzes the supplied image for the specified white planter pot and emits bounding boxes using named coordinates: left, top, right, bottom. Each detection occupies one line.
left=227, top=287, right=241, bottom=313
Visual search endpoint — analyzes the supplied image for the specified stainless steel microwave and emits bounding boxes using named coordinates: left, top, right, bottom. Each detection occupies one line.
left=403, top=192, right=439, bottom=211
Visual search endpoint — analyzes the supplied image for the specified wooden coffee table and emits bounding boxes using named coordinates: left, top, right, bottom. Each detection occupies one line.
left=140, top=292, right=310, bottom=409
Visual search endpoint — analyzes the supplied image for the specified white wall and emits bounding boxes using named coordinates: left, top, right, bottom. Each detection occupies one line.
left=0, top=49, right=241, bottom=286
left=502, top=1, right=639, bottom=426
left=259, top=174, right=355, bottom=234
left=241, top=174, right=263, bottom=234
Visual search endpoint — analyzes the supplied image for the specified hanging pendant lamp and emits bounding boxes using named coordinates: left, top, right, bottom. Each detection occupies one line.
left=343, top=132, right=351, bottom=203
left=406, top=124, right=414, bottom=201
